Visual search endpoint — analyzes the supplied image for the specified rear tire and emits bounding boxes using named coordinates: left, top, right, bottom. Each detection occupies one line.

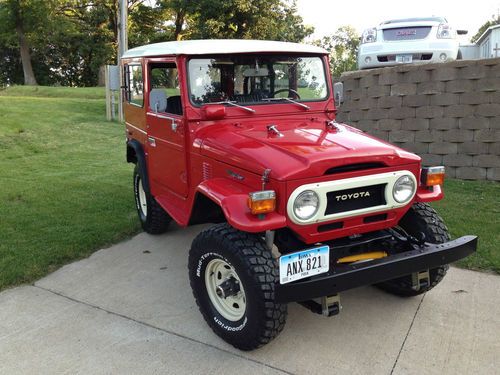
left=188, top=223, right=287, bottom=350
left=133, top=165, right=171, bottom=234
left=376, top=203, right=450, bottom=297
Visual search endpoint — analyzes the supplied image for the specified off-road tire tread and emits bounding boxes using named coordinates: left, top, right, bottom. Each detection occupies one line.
left=189, top=223, right=287, bottom=351
left=377, top=202, right=450, bottom=297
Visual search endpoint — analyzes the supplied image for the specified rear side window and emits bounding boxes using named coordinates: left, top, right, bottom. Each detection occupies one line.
left=125, top=64, right=144, bottom=107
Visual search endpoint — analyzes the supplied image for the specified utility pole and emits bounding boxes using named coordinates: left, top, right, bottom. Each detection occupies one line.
left=117, top=0, right=128, bottom=121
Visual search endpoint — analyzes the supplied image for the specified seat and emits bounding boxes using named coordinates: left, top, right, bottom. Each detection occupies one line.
left=149, top=89, right=167, bottom=112
left=166, top=95, right=183, bottom=115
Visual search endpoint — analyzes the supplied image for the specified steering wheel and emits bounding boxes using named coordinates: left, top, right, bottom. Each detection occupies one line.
left=269, top=88, right=301, bottom=99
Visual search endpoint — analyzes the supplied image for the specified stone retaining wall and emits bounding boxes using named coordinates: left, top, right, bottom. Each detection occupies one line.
left=336, top=58, right=500, bottom=180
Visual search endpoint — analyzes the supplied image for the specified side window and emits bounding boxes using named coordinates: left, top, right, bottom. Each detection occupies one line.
left=125, top=64, right=144, bottom=107
left=149, top=63, right=183, bottom=115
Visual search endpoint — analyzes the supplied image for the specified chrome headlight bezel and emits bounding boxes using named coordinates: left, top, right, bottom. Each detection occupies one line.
left=361, top=27, right=377, bottom=44
left=293, top=190, right=320, bottom=220
left=392, top=175, right=416, bottom=203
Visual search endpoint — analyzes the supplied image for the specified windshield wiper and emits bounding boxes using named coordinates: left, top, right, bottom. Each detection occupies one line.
left=261, top=97, right=310, bottom=110
left=206, top=101, right=255, bottom=113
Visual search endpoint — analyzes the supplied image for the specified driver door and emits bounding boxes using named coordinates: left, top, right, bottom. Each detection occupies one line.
left=146, top=62, right=188, bottom=197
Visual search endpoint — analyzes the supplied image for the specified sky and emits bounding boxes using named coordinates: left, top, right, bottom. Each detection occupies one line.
left=296, top=0, right=500, bottom=44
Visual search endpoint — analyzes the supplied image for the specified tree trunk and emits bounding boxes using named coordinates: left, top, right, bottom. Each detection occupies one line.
left=15, top=16, right=37, bottom=85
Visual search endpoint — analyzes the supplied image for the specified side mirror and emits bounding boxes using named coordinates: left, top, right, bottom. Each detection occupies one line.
left=457, top=29, right=468, bottom=35
left=149, top=89, right=167, bottom=113
left=333, top=82, right=344, bottom=107
left=202, top=104, right=226, bottom=120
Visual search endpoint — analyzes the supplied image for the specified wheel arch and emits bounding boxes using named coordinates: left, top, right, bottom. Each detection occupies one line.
left=127, top=140, right=150, bottom=193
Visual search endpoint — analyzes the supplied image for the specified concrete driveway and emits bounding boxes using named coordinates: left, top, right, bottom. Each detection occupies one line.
left=1, top=224, right=499, bottom=375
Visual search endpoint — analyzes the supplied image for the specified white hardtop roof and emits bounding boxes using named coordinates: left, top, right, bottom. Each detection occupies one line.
left=122, top=39, right=328, bottom=59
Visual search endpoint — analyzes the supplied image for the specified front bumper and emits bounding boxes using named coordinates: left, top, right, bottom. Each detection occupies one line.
left=275, top=235, right=477, bottom=303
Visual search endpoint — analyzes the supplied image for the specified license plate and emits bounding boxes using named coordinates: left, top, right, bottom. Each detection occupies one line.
left=279, top=246, right=329, bottom=284
left=396, top=54, right=413, bottom=63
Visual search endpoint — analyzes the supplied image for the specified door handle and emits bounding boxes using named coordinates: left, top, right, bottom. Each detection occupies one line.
left=150, top=113, right=178, bottom=132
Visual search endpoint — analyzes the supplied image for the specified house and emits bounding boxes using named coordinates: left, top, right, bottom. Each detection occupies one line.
left=475, top=24, right=500, bottom=58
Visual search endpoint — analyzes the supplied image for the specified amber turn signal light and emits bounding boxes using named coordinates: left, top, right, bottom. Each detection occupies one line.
left=421, top=166, right=445, bottom=187
left=248, top=190, right=276, bottom=215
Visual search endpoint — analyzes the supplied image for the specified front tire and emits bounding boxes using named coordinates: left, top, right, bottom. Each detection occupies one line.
left=188, top=223, right=287, bottom=350
left=376, top=203, right=450, bottom=297
left=133, top=165, right=171, bottom=234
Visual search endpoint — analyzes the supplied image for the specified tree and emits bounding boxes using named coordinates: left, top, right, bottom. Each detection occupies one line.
left=314, top=26, right=359, bottom=78
left=471, top=15, right=500, bottom=43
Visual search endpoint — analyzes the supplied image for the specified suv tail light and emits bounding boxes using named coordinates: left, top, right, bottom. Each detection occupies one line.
left=421, top=166, right=445, bottom=187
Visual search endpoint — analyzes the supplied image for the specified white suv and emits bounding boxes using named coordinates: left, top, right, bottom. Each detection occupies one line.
left=358, top=17, right=468, bottom=70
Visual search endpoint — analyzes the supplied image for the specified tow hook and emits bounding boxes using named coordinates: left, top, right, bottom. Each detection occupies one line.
left=412, top=269, right=430, bottom=291
left=298, top=294, right=342, bottom=317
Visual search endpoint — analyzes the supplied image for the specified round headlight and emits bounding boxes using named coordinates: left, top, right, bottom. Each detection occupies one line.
left=294, top=190, right=320, bottom=220
left=393, top=175, right=416, bottom=203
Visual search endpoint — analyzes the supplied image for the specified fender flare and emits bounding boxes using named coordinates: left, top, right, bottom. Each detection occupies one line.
left=196, top=178, right=286, bottom=233
left=127, top=140, right=150, bottom=193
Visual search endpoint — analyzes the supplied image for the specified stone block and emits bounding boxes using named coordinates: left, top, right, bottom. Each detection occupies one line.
left=378, top=119, right=402, bottom=131
left=443, top=154, right=473, bottom=167
left=488, top=142, right=500, bottom=155
left=456, top=166, right=487, bottom=180
left=475, top=103, right=500, bottom=117
left=458, top=142, right=487, bottom=155
left=349, top=109, right=364, bottom=122
left=445, top=166, right=457, bottom=178
left=430, top=93, right=460, bottom=106
left=403, top=95, right=429, bottom=107
left=474, top=129, right=500, bottom=142
left=458, top=116, right=490, bottom=130
left=415, top=130, right=443, bottom=143
left=389, top=130, right=414, bottom=143
left=335, top=112, right=348, bottom=123
left=476, top=77, right=500, bottom=92
left=429, top=142, right=458, bottom=155
left=407, top=69, right=431, bottom=83
left=356, top=119, right=377, bottom=132
left=429, top=117, right=457, bottom=130
left=358, top=97, right=378, bottom=110
left=367, top=85, right=390, bottom=98
left=377, top=96, right=402, bottom=109
left=343, top=78, right=359, bottom=91
left=391, top=83, right=417, bottom=96
left=365, top=108, right=389, bottom=120
left=486, top=167, right=500, bottom=181
left=473, top=154, right=500, bottom=167
left=432, top=67, right=460, bottom=81
left=459, top=65, right=487, bottom=80
left=378, top=72, right=400, bottom=85
left=417, top=81, right=445, bottom=95
left=446, top=79, right=475, bottom=93
left=402, top=118, right=429, bottom=130
left=416, top=106, right=444, bottom=119
left=420, top=154, right=443, bottom=166
left=403, top=142, right=429, bottom=154
left=442, top=129, right=474, bottom=142
left=460, top=92, right=490, bottom=105
left=444, top=105, right=475, bottom=118
left=370, top=130, right=389, bottom=141
left=388, top=107, right=416, bottom=120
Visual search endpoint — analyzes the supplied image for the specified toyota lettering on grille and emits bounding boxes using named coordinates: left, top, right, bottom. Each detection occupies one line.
left=335, top=191, right=371, bottom=201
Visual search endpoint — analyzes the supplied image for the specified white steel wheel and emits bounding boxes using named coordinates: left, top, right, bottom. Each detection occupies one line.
left=204, top=258, right=246, bottom=321
left=137, top=177, right=148, bottom=217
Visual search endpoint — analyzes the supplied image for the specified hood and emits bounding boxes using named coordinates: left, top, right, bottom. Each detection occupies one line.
left=199, top=120, right=420, bottom=180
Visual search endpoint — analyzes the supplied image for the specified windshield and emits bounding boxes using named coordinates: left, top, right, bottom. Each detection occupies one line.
left=188, top=55, right=328, bottom=106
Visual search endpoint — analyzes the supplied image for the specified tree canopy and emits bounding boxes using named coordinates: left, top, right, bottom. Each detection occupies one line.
left=0, top=0, right=314, bottom=86
left=471, top=15, right=500, bottom=43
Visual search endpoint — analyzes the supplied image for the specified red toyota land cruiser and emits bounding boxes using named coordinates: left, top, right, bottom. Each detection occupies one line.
left=121, top=40, right=477, bottom=351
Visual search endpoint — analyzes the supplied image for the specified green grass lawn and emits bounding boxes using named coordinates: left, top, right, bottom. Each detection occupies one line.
left=0, top=86, right=140, bottom=290
left=0, top=86, right=498, bottom=291
left=432, top=179, right=500, bottom=273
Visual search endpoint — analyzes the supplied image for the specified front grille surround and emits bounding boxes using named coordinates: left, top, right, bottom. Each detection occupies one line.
left=382, top=26, right=432, bottom=41
left=287, top=171, right=417, bottom=225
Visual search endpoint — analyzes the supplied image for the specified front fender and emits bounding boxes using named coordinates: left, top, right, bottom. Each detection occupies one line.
left=197, top=178, right=286, bottom=233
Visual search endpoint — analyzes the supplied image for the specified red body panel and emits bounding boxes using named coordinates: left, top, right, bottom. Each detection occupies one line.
left=123, top=53, right=444, bottom=242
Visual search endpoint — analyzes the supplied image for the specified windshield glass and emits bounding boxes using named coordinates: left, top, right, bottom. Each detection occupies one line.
left=188, top=55, right=328, bottom=106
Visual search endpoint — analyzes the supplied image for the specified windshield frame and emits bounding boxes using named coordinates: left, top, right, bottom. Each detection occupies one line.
left=185, top=53, right=331, bottom=109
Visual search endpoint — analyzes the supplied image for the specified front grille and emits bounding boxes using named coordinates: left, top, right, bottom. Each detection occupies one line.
left=325, top=184, right=386, bottom=215
left=383, top=26, right=432, bottom=41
